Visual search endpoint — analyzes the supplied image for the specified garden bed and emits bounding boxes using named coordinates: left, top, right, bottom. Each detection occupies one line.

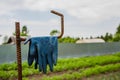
left=0, top=52, right=120, bottom=80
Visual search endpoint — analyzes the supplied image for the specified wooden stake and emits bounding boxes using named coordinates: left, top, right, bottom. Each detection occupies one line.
left=15, top=22, right=22, bottom=80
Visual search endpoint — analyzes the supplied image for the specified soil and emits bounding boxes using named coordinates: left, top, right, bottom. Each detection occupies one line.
left=27, top=70, right=120, bottom=80
left=0, top=69, right=119, bottom=80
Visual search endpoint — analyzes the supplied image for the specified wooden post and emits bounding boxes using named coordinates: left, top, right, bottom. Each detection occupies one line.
left=15, top=22, right=22, bottom=80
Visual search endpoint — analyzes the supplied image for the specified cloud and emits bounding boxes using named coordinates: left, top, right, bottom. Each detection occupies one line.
left=0, top=0, right=23, bottom=15
left=21, top=0, right=120, bottom=24
left=0, top=0, right=120, bottom=37
left=1, top=0, right=120, bottom=21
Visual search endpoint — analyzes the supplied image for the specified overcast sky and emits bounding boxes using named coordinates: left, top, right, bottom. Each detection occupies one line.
left=0, top=0, right=120, bottom=38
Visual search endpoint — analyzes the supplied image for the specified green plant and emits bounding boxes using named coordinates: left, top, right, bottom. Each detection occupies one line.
left=1, top=52, right=120, bottom=79
left=42, top=63, right=120, bottom=80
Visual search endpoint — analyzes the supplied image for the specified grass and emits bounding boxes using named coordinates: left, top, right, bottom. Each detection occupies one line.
left=0, top=52, right=120, bottom=80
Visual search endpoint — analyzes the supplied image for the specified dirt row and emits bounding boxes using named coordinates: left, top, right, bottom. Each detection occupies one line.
left=27, top=69, right=120, bottom=80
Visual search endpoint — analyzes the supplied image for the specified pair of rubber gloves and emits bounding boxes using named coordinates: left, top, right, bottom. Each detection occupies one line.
left=24, top=36, right=58, bottom=73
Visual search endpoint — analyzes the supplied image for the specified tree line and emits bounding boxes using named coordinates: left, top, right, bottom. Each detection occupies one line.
left=50, top=24, right=120, bottom=43
left=98, top=24, right=120, bottom=42
left=1, top=24, right=120, bottom=44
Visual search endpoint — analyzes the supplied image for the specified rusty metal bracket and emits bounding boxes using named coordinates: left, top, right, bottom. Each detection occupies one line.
left=51, top=10, right=64, bottom=39
left=15, top=22, right=22, bottom=80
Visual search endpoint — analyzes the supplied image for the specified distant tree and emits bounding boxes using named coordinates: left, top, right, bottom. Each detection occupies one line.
left=109, top=34, right=113, bottom=39
left=113, top=24, right=120, bottom=41
left=103, top=32, right=113, bottom=42
left=104, top=32, right=109, bottom=41
left=22, top=26, right=27, bottom=34
left=13, top=25, right=29, bottom=36
left=50, top=30, right=60, bottom=36
left=100, top=35, right=104, bottom=39
left=76, top=37, right=80, bottom=40
left=21, top=25, right=29, bottom=36
left=58, top=36, right=78, bottom=43
left=96, top=36, right=100, bottom=38
left=116, top=24, right=120, bottom=34
left=90, top=36, right=93, bottom=39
